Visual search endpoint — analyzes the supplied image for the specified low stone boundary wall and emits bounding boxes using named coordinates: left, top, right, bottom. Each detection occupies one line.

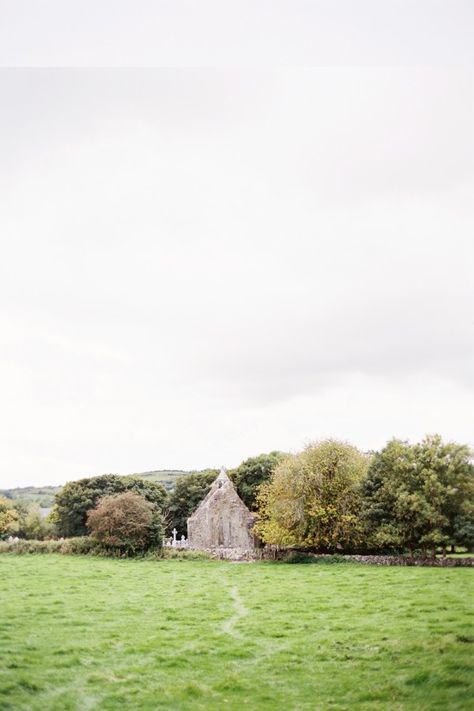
left=263, top=549, right=474, bottom=566
left=345, top=554, right=473, bottom=567
left=193, top=547, right=474, bottom=566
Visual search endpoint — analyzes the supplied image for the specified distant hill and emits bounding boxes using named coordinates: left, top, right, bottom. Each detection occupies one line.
left=0, top=485, right=60, bottom=508
left=0, top=469, right=205, bottom=507
left=129, top=469, right=195, bottom=491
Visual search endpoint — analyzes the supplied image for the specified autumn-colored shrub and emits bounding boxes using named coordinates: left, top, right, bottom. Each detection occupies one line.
left=86, top=491, right=163, bottom=554
left=54, top=474, right=167, bottom=537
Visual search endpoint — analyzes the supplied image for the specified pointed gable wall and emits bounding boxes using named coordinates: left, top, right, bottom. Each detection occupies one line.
left=187, top=468, right=256, bottom=549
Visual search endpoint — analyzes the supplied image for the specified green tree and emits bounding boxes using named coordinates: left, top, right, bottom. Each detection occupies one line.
left=361, top=435, right=474, bottom=554
left=54, top=474, right=167, bottom=537
left=22, top=504, right=54, bottom=540
left=0, top=496, right=19, bottom=538
left=230, top=452, right=286, bottom=510
left=361, top=439, right=413, bottom=552
left=453, top=515, right=474, bottom=551
left=166, top=470, right=218, bottom=536
left=255, top=440, right=369, bottom=550
left=12, top=500, right=29, bottom=534
left=86, top=491, right=163, bottom=554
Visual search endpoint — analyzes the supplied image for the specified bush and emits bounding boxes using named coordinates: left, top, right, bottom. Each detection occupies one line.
left=0, top=539, right=63, bottom=554
left=161, top=548, right=212, bottom=561
left=0, top=536, right=153, bottom=558
left=0, top=536, right=214, bottom=561
left=87, top=491, right=163, bottom=554
left=54, top=474, right=167, bottom=537
left=282, top=551, right=350, bottom=564
left=60, top=537, right=105, bottom=555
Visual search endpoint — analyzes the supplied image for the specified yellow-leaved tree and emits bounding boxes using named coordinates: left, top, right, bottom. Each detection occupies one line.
left=255, top=440, right=369, bottom=550
left=0, top=496, right=19, bottom=538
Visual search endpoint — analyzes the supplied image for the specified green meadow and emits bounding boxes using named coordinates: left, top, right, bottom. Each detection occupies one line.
left=0, top=556, right=472, bottom=710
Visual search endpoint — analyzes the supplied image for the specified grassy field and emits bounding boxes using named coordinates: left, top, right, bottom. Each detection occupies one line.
left=0, top=556, right=472, bottom=710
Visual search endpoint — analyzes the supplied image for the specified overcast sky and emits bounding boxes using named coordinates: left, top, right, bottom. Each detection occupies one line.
left=1, top=5, right=473, bottom=488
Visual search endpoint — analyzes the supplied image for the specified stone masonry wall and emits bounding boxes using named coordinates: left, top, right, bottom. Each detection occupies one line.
left=187, top=470, right=256, bottom=550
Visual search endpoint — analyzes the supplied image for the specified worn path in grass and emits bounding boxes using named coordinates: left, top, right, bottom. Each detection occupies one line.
left=0, top=555, right=472, bottom=710
left=221, top=586, right=248, bottom=637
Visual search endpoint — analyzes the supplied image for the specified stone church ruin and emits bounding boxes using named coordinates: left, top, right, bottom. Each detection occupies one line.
left=187, top=468, right=256, bottom=550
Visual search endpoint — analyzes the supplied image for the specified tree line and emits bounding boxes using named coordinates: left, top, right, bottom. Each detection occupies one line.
left=255, top=436, right=473, bottom=555
left=1, top=434, right=472, bottom=556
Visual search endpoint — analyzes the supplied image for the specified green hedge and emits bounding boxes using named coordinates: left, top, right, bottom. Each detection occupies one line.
left=0, top=537, right=162, bottom=558
left=281, top=552, right=351, bottom=564
left=161, top=547, right=211, bottom=561
left=0, top=539, right=65, bottom=554
left=0, top=538, right=215, bottom=560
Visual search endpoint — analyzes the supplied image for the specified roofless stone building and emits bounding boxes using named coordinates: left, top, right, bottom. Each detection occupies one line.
left=187, top=468, right=256, bottom=550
